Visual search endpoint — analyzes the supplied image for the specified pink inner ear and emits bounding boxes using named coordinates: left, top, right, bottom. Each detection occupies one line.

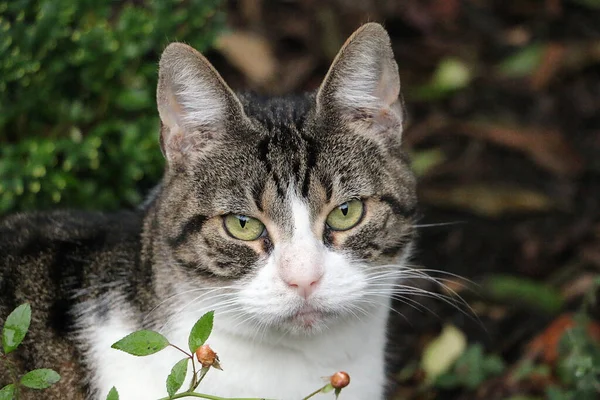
left=373, top=61, right=400, bottom=109
left=162, top=90, right=186, bottom=130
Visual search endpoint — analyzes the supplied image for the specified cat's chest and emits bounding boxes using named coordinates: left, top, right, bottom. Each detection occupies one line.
left=82, top=311, right=387, bottom=400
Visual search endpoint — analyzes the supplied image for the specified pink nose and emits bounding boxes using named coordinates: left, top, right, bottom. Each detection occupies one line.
left=282, top=271, right=324, bottom=299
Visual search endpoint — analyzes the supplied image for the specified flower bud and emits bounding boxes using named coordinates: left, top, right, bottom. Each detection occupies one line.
left=330, top=371, right=350, bottom=389
left=195, top=344, right=220, bottom=369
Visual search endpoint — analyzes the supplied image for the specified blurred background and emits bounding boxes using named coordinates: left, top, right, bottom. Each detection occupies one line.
left=1, top=0, right=600, bottom=399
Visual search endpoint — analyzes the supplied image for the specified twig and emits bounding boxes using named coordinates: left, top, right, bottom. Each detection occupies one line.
left=156, top=392, right=268, bottom=400
left=301, top=384, right=327, bottom=400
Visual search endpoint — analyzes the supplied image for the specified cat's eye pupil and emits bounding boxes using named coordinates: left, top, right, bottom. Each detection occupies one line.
left=340, top=203, right=349, bottom=216
left=237, top=216, right=248, bottom=229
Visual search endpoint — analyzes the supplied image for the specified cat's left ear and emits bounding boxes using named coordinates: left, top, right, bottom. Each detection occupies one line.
left=157, top=42, right=249, bottom=165
left=316, top=23, right=403, bottom=141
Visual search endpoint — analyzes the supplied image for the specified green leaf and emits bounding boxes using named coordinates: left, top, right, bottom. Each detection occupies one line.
left=2, top=303, right=31, bottom=354
left=188, top=311, right=214, bottom=354
left=434, top=372, right=461, bottom=389
left=111, top=330, right=169, bottom=356
left=321, top=383, right=334, bottom=393
left=485, top=275, right=564, bottom=314
left=482, top=354, right=506, bottom=375
left=431, top=58, right=472, bottom=91
left=166, top=358, right=189, bottom=398
left=20, top=368, right=60, bottom=389
left=546, top=386, right=573, bottom=400
left=0, top=384, right=15, bottom=400
left=498, top=44, right=543, bottom=78
left=106, top=386, right=119, bottom=400
left=411, top=58, right=472, bottom=100
left=411, top=149, right=446, bottom=177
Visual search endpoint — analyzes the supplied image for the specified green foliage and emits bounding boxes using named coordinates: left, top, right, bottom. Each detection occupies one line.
left=106, top=386, right=119, bottom=400
left=1, top=303, right=60, bottom=399
left=410, top=149, right=446, bottom=177
left=484, top=274, right=564, bottom=314
left=111, top=330, right=170, bottom=356
left=2, top=303, right=31, bottom=354
left=0, top=0, right=225, bottom=214
left=188, top=311, right=214, bottom=354
left=0, top=384, right=15, bottom=400
left=498, top=44, right=543, bottom=78
left=410, top=58, right=472, bottom=100
left=510, top=359, right=551, bottom=383
left=19, top=369, right=61, bottom=390
left=552, top=315, right=600, bottom=400
left=434, top=343, right=505, bottom=390
left=166, top=358, right=188, bottom=398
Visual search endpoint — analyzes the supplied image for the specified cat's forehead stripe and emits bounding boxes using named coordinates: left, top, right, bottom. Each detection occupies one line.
left=253, top=118, right=325, bottom=209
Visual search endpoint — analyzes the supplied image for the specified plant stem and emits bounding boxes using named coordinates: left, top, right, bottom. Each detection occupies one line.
left=301, top=385, right=327, bottom=400
left=170, top=343, right=192, bottom=358
left=1, top=354, right=20, bottom=399
left=156, top=392, right=269, bottom=400
left=193, top=366, right=209, bottom=391
left=188, top=356, right=198, bottom=391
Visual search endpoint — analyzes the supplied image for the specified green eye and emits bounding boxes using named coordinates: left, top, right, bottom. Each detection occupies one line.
left=224, top=215, right=265, bottom=241
left=326, top=200, right=364, bottom=231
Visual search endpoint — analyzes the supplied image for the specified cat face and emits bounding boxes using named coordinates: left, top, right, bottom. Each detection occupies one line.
left=154, top=23, right=417, bottom=335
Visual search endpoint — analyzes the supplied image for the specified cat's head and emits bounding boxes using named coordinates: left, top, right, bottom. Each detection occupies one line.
left=153, top=23, right=417, bottom=336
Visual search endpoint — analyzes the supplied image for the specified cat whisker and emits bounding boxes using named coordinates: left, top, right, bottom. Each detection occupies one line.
left=357, top=298, right=412, bottom=324
left=143, top=287, right=223, bottom=323
left=160, top=290, right=238, bottom=333
left=412, top=221, right=465, bottom=228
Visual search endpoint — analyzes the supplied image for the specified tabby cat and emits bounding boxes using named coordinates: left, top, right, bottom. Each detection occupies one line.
left=0, top=23, right=417, bottom=400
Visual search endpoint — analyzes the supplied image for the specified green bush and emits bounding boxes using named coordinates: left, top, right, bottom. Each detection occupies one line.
left=0, top=0, right=224, bottom=213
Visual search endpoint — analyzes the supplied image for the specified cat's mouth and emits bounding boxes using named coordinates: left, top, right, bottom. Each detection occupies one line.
left=287, top=305, right=329, bottom=328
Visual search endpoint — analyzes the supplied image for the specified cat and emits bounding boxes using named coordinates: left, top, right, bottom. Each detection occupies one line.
left=0, top=23, right=417, bottom=400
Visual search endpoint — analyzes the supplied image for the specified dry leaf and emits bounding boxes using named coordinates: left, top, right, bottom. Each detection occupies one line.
left=457, top=123, right=584, bottom=177
left=420, top=184, right=555, bottom=217
left=421, top=324, right=467, bottom=383
left=215, top=31, right=277, bottom=88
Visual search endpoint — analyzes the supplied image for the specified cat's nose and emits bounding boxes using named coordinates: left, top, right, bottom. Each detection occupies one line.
left=281, top=269, right=324, bottom=299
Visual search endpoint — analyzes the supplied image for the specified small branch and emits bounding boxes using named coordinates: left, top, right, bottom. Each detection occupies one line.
left=156, top=392, right=269, bottom=400
left=188, top=356, right=198, bottom=391
left=301, top=385, right=327, bottom=400
left=169, top=344, right=192, bottom=358
left=193, top=366, right=209, bottom=391
left=1, top=354, right=21, bottom=399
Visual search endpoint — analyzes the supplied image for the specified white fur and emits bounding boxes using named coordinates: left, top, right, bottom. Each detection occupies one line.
left=334, top=51, right=383, bottom=110
left=86, top=195, right=404, bottom=400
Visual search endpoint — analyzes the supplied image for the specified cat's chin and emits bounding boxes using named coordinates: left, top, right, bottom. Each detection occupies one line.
left=273, top=305, right=340, bottom=335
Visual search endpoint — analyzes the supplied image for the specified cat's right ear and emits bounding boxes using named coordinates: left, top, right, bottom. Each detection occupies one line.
left=316, top=23, right=404, bottom=143
left=157, top=43, right=247, bottom=164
